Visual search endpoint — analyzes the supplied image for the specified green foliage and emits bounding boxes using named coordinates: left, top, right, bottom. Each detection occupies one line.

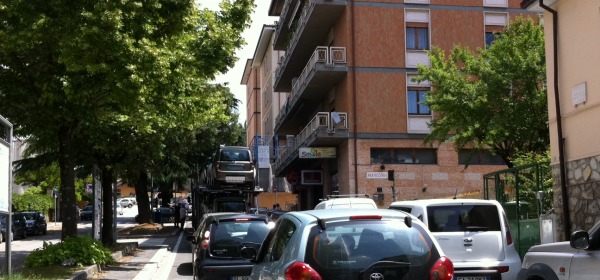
left=415, top=17, right=548, bottom=167
left=12, top=194, right=54, bottom=213
left=24, top=235, right=114, bottom=268
left=512, top=150, right=553, bottom=213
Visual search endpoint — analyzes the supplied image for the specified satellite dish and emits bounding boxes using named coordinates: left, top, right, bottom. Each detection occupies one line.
left=331, top=112, right=341, bottom=124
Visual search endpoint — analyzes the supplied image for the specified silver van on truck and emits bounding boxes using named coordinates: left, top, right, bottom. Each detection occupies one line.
left=390, top=199, right=521, bottom=280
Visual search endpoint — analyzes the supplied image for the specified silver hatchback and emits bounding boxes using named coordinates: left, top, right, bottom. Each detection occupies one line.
left=240, top=209, right=455, bottom=280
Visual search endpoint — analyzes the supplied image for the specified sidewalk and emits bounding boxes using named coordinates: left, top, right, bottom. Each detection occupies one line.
left=69, top=223, right=185, bottom=280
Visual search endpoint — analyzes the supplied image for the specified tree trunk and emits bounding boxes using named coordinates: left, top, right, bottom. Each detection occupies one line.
left=135, top=171, right=152, bottom=224
left=101, top=167, right=115, bottom=247
left=58, top=124, right=78, bottom=239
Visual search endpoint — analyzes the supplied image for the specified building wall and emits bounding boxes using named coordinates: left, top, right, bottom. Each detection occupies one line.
left=542, top=0, right=600, bottom=240
left=265, top=0, right=528, bottom=209
left=246, top=67, right=261, bottom=147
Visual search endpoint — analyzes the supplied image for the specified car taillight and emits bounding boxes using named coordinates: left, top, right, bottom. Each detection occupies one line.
left=201, top=230, right=210, bottom=249
left=285, top=262, right=322, bottom=280
left=429, top=256, right=454, bottom=280
left=502, top=212, right=513, bottom=245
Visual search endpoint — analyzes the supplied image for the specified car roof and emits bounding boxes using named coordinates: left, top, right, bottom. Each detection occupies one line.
left=389, top=198, right=502, bottom=207
left=208, top=213, right=268, bottom=221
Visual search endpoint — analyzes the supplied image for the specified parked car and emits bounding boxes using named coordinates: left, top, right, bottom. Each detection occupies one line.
left=118, top=198, right=135, bottom=208
left=80, top=205, right=93, bottom=221
left=206, top=145, right=256, bottom=190
left=187, top=213, right=273, bottom=280
left=314, top=194, right=377, bottom=209
left=155, top=207, right=175, bottom=223
left=389, top=199, right=521, bottom=280
left=0, top=213, right=28, bottom=241
left=21, top=211, right=47, bottom=235
left=241, top=209, right=454, bottom=280
left=517, top=219, right=600, bottom=280
left=115, top=204, right=124, bottom=215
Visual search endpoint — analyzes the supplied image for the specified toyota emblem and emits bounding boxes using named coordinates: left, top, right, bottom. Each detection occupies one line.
left=370, top=272, right=384, bottom=280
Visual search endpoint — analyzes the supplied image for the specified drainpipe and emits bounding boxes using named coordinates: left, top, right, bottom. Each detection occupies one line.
left=539, top=0, right=571, bottom=238
left=351, top=0, right=359, bottom=195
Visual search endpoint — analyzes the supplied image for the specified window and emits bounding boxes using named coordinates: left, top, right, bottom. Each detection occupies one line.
left=408, top=89, right=430, bottom=115
left=485, top=32, right=497, bottom=47
left=458, top=149, right=505, bottom=165
left=266, top=219, right=296, bottom=262
left=371, top=148, right=437, bottom=164
left=406, top=27, right=429, bottom=50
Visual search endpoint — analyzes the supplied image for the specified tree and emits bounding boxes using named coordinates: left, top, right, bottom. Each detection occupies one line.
left=414, top=17, right=548, bottom=168
left=0, top=0, right=255, bottom=239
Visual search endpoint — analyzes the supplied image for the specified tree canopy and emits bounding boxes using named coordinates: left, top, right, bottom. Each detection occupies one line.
left=414, top=17, right=548, bottom=168
left=0, top=0, right=255, bottom=240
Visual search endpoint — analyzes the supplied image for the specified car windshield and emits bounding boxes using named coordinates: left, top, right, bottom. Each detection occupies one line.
left=220, top=150, right=250, bottom=161
left=216, top=201, right=246, bottom=212
left=83, top=206, right=92, bottom=211
left=209, top=219, right=270, bottom=258
left=304, top=220, right=439, bottom=279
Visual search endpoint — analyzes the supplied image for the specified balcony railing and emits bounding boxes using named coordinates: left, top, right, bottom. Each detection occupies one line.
left=276, top=46, right=347, bottom=128
left=274, top=112, right=348, bottom=169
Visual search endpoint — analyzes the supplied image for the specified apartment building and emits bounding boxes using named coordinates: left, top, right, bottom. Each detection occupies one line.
left=245, top=0, right=532, bottom=210
left=523, top=0, right=600, bottom=240
left=242, top=24, right=289, bottom=193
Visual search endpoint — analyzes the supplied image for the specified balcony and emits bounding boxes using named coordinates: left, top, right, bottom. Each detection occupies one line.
left=275, top=46, right=347, bottom=135
left=273, top=0, right=345, bottom=92
left=272, top=112, right=349, bottom=176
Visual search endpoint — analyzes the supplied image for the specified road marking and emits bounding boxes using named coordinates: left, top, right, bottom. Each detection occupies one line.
left=149, top=223, right=186, bottom=280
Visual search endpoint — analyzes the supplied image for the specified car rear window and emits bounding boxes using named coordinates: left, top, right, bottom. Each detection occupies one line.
left=304, top=220, right=439, bottom=279
left=427, top=204, right=501, bottom=232
left=209, top=220, right=270, bottom=258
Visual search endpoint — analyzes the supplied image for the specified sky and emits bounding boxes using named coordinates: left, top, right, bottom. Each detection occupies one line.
left=204, top=1, right=278, bottom=124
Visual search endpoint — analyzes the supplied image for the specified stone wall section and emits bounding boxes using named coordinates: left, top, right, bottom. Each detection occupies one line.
left=552, top=155, right=600, bottom=241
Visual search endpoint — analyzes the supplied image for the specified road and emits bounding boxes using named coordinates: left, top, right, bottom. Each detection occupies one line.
left=0, top=204, right=140, bottom=273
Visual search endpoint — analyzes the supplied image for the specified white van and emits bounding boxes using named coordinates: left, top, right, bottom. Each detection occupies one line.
left=314, top=195, right=377, bottom=210
left=389, top=199, right=521, bottom=280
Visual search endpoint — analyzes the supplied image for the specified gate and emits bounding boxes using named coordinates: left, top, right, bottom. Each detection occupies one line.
left=483, top=162, right=552, bottom=259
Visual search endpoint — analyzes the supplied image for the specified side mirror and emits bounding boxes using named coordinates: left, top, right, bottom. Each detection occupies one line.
left=570, top=230, right=590, bottom=249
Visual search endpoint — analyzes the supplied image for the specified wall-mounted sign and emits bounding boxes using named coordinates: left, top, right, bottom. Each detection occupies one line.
left=299, top=147, right=336, bottom=159
left=0, top=115, right=12, bottom=213
left=572, top=82, right=587, bottom=106
left=301, top=170, right=323, bottom=185
left=257, top=145, right=270, bottom=168
left=367, top=172, right=388, bottom=179
left=286, top=169, right=301, bottom=185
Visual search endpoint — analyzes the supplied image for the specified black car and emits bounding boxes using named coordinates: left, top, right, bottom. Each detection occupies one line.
left=80, top=205, right=93, bottom=221
left=186, top=213, right=272, bottom=280
left=21, top=211, right=48, bottom=235
left=0, top=213, right=28, bottom=241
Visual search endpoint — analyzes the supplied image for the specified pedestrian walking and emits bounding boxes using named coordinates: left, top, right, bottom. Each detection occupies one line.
left=179, top=204, right=187, bottom=229
left=174, top=204, right=181, bottom=227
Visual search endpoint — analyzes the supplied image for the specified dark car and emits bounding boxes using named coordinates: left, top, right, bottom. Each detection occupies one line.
left=206, top=146, right=256, bottom=190
left=21, top=211, right=47, bottom=235
left=0, top=213, right=28, bottom=241
left=186, top=213, right=273, bottom=280
left=155, top=207, right=175, bottom=223
left=80, top=205, right=93, bottom=221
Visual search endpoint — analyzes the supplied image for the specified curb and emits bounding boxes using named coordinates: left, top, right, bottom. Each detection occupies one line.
left=67, top=242, right=139, bottom=280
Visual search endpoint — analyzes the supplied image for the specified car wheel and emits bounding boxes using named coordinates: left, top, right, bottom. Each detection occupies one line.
left=34, top=228, right=39, bottom=236
left=128, top=204, right=133, bottom=208
left=43, top=226, right=47, bottom=235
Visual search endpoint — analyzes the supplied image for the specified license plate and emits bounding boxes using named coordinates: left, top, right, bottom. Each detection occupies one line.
left=225, top=176, right=245, bottom=182
left=230, top=277, right=249, bottom=280
left=454, top=277, right=490, bottom=280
